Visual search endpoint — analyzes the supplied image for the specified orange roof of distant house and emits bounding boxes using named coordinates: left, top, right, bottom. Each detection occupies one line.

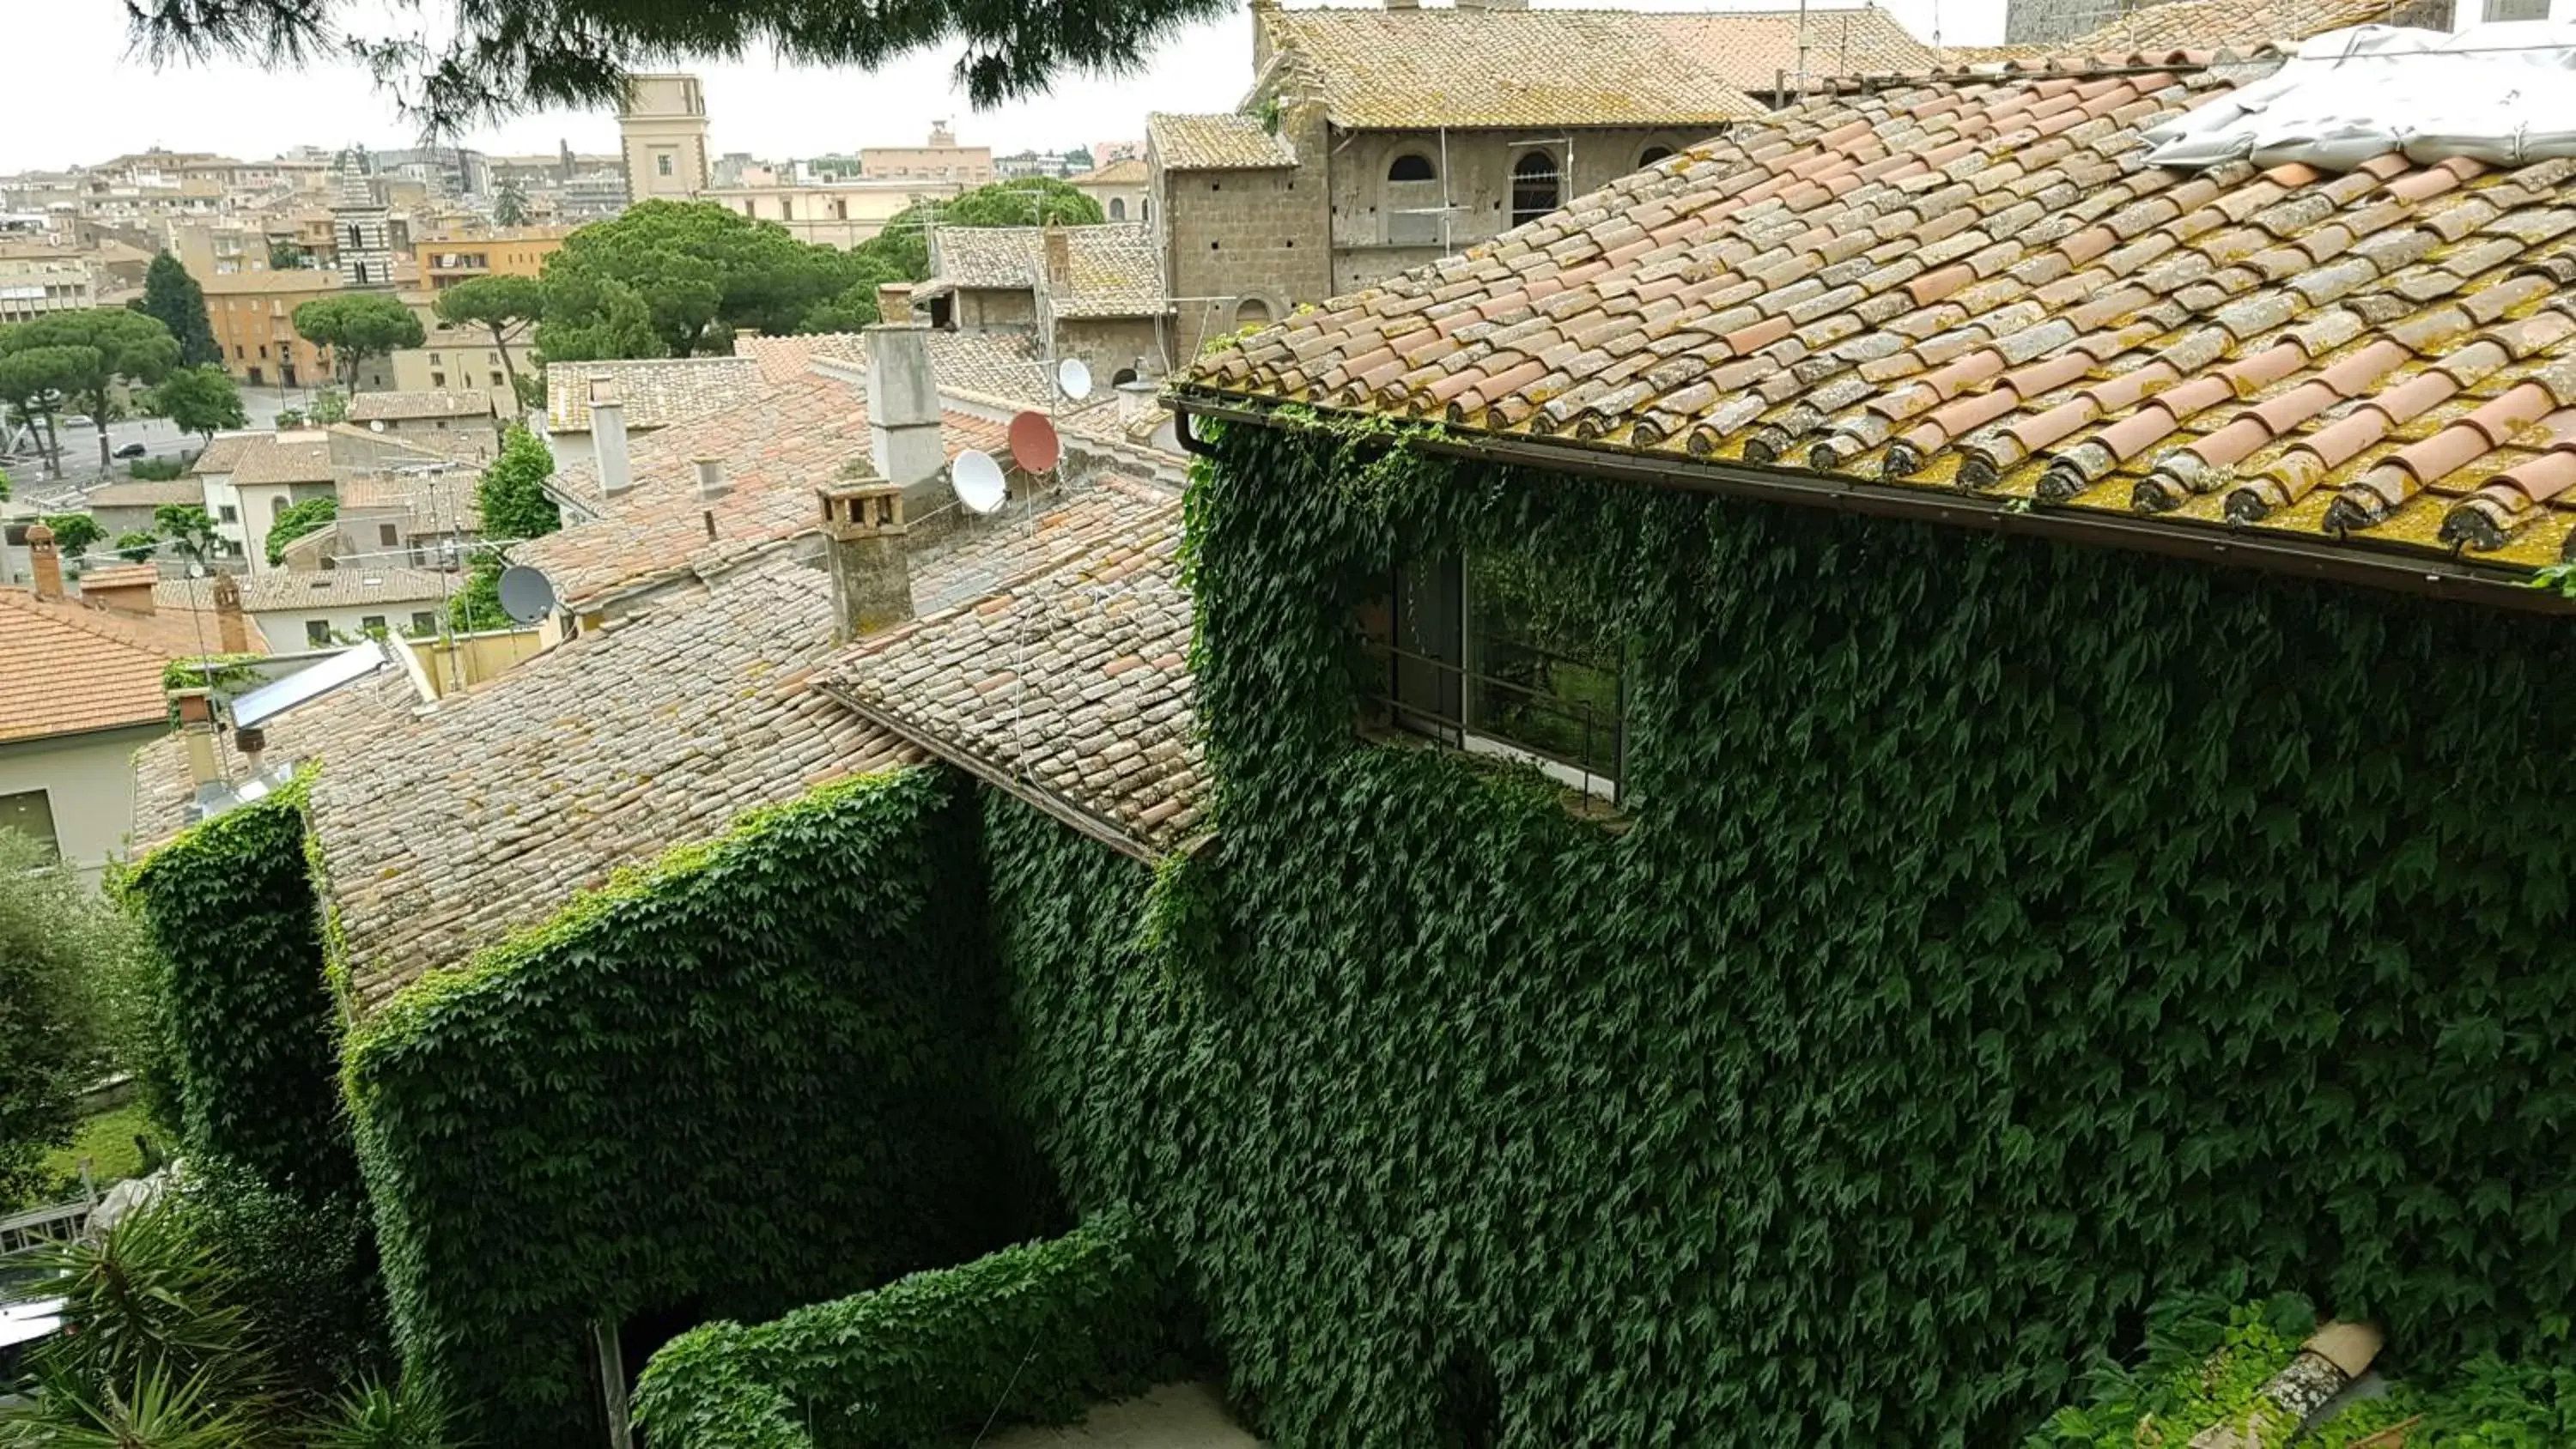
left=0, top=590, right=212, bottom=743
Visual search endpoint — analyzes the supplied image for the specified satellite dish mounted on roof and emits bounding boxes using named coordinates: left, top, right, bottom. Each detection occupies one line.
left=1056, top=357, right=1093, bottom=403
left=496, top=565, right=557, bottom=625
left=1008, top=411, right=1062, bottom=474
left=951, top=449, right=1008, bottom=515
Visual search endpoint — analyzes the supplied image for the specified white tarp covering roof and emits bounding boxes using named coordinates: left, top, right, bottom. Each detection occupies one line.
left=2147, top=22, right=2576, bottom=170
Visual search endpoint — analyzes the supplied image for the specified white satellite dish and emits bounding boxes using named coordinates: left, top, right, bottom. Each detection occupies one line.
left=368, top=420, right=386, bottom=433
left=1056, top=357, right=1093, bottom=402
left=495, top=565, right=557, bottom=624
left=951, top=449, right=1008, bottom=515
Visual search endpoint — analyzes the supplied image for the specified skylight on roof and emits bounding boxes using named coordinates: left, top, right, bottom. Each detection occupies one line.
left=2147, top=23, right=2576, bottom=169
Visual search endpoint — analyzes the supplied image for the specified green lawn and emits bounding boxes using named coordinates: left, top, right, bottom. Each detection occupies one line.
left=39, top=1102, right=156, bottom=1199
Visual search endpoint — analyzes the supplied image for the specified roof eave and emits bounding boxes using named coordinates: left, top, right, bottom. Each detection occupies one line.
left=1172, top=392, right=2576, bottom=618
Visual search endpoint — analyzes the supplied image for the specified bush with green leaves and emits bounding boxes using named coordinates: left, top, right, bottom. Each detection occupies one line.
left=975, top=415, right=2576, bottom=1446
left=265, top=495, right=337, bottom=565
left=0, top=831, right=146, bottom=1210
left=473, top=425, right=556, bottom=543
left=634, top=1207, right=1178, bottom=1449
left=2022, top=1293, right=2317, bottom=1447
left=122, top=779, right=356, bottom=1197
left=343, top=768, right=1036, bottom=1447
left=169, top=1156, right=389, bottom=1404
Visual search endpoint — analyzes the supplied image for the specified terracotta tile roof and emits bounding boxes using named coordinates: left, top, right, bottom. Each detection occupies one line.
left=334, top=470, right=482, bottom=530
left=522, top=371, right=868, bottom=608
left=1070, top=157, right=1150, bottom=186
left=1147, top=112, right=1299, bottom=173
left=306, top=547, right=923, bottom=1015
left=229, top=438, right=336, bottom=487
left=189, top=434, right=262, bottom=476
left=920, top=330, right=1051, bottom=404
left=346, top=390, right=496, bottom=421
left=85, top=478, right=205, bottom=509
left=542, top=355, right=769, bottom=432
left=920, top=224, right=1166, bottom=318
left=818, top=476, right=1206, bottom=857
left=128, top=670, right=418, bottom=852
left=76, top=564, right=160, bottom=592
left=2053, top=0, right=2404, bottom=56
left=0, top=590, right=214, bottom=743
left=1261, top=8, right=1774, bottom=130
left=1649, top=9, right=1945, bottom=89
left=733, top=331, right=868, bottom=383
left=1184, top=64, right=2576, bottom=587
left=155, top=567, right=458, bottom=613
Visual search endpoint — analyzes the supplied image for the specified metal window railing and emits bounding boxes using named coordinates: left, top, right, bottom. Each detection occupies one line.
left=1365, top=640, right=1623, bottom=802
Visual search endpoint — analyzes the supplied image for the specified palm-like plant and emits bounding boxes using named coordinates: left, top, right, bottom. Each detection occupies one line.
left=0, top=1359, right=254, bottom=1449
left=25, top=1205, right=267, bottom=1406
left=306, top=1378, right=465, bottom=1449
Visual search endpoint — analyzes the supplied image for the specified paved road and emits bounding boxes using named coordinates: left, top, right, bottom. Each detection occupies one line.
left=3, top=386, right=322, bottom=510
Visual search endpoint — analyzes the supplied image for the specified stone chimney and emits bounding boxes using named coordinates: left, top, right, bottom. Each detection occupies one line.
left=211, top=573, right=250, bottom=655
left=817, top=477, right=914, bottom=641
left=26, top=523, right=61, bottom=601
left=1116, top=378, right=1160, bottom=433
left=590, top=375, right=634, bottom=499
left=1042, top=224, right=1072, bottom=292
left=865, top=323, right=945, bottom=507
left=172, top=688, right=222, bottom=789
left=877, top=283, right=914, bottom=325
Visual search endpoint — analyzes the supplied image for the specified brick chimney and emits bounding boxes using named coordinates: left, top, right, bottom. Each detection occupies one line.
left=1042, top=224, right=1072, bottom=292
left=817, top=477, right=914, bottom=641
left=865, top=324, right=945, bottom=506
left=211, top=573, right=250, bottom=655
left=79, top=564, right=160, bottom=615
left=877, top=283, right=914, bottom=325
left=26, top=523, right=61, bottom=601
left=589, top=375, right=634, bottom=499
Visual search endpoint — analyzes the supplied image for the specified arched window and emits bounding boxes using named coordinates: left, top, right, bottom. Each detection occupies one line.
left=1235, top=297, right=1273, bottom=329
left=1109, top=197, right=1127, bottom=221
left=1638, top=145, right=1676, bottom=167
left=1388, top=153, right=1437, bottom=182
left=1510, top=150, right=1559, bottom=227
left=1385, top=151, right=1443, bottom=246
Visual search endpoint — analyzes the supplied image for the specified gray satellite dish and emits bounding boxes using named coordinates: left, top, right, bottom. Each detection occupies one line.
left=1056, top=357, right=1094, bottom=402
left=951, top=449, right=1008, bottom=515
left=495, top=565, right=557, bottom=624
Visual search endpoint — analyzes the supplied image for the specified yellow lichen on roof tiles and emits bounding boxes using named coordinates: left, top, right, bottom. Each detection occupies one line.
left=1147, top=112, right=1299, bottom=172
left=1264, top=7, right=1773, bottom=129
left=1182, top=61, right=2576, bottom=585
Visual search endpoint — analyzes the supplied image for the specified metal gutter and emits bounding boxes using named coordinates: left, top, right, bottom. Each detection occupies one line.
left=813, top=681, right=1161, bottom=865
left=1172, top=396, right=2576, bottom=617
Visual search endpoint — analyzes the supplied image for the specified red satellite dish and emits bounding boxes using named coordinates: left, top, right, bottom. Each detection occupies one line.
left=1008, top=410, right=1062, bottom=474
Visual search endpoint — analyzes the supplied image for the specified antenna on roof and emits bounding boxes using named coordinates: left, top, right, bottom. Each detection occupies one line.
left=496, top=565, right=556, bottom=624
left=951, top=449, right=1009, bottom=515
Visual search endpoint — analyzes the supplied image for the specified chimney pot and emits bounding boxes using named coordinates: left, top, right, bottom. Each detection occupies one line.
left=1042, top=224, right=1073, bottom=291
left=171, top=688, right=216, bottom=726
left=876, top=283, right=914, bottom=325
left=817, top=478, right=914, bottom=640
left=211, top=573, right=250, bottom=655
left=589, top=373, right=635, bottom=498
left=26, top=523, right=61, bottom=602
left=234, top=724, right=268, bottom=776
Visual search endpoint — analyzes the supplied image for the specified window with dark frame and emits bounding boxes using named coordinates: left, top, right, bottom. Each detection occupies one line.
left=1379, top=544, right=1625, bottom=799
left=1510, top=150, right=1560, bottom=227
left=0, top=789, right=59, bottom=858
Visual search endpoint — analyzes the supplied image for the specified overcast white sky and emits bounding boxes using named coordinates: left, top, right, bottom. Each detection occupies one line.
left=7, top=0, right=2009, bottom=174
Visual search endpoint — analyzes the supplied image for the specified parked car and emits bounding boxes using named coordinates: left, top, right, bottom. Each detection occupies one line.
left=112, top=442, right=147, bottom=460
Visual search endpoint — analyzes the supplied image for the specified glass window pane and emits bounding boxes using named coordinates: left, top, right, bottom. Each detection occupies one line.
left=1464, top=547, right=1619, bottom=780
left=0, top=790, right=58, bottom=856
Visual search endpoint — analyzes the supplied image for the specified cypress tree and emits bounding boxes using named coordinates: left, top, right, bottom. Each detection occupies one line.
left=137, top=252, right=221, bottom=367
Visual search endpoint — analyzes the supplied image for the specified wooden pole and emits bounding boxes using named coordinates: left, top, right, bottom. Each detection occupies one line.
left=592, top=1319, right=633, bottom=1449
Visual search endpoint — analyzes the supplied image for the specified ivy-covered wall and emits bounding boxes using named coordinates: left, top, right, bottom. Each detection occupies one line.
left=344, top=767, right=1040, bottom=1448
left=124, top=777, right=357, bottom=1197
left=634, top=1205, right=1182, bottom=1449
left=987, top=417, right=2576, bottom=1446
